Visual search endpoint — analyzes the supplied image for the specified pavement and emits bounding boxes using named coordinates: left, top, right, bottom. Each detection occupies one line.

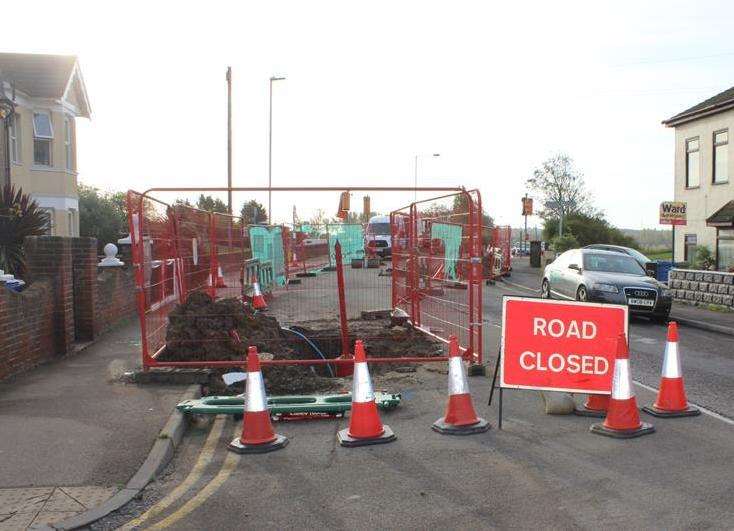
left=0, top=319, right=185, bottom=529
left=88, top=259, right=734, bottom=530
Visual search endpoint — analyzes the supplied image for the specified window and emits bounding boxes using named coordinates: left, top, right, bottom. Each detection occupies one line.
left=67, top=209, right=76, bottom=236
left=64, top=117, right=73, bottom=171
left=686, top=138, right=700, bottom=188
left=684, top=234, right=697, bottom=262
left=33, top=112, right=53, bottom=166
left=718, top=229, right=734, bottom=271
left=41, top=208, right=55, bottom=235
left=8, top=113, right=20, bottom=163
left=713, top=130, right=728, bottom=184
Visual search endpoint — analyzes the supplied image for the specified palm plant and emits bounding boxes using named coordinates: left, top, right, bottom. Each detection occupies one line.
left=0, top=184, right=50, bottom=276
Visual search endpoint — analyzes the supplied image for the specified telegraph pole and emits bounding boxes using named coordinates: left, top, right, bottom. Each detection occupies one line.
left=226, top=67, right=232, bottom=214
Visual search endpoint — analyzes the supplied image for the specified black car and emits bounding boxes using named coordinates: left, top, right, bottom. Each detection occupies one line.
left=541, top=248, right=672, bottom=321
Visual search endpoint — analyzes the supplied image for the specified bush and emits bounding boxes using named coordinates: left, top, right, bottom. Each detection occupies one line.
left=543, top=213, right=637, bottom=248
left=551, top=233, right=579, bottom=253
left=693, top=246, right=715, bottom=270
left=0, top=184, right=50, bottom=276
left=78, top=184, right=128, bottom=251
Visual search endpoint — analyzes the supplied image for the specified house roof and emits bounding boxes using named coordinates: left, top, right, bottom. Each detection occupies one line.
left=0, top=53, right=90, bottom=117
left=706, top=200, right=734, bottom=227
left=662, top=85, right=734, bottom=127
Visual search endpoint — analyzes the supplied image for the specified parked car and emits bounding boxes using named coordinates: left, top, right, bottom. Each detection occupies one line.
left=583, top=244, right=651, bottom=269
left=541, top=248, right=672, bottom=322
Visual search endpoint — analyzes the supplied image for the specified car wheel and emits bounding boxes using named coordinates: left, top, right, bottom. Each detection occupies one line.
left=541, top=279, right=551, bottom=299
left=576, top=286, right=588, bottom=302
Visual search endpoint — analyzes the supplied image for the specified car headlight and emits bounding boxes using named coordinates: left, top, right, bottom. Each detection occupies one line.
left=593, top=283, right=619, bottom=293
left=661, top=288, right=673, bottom=298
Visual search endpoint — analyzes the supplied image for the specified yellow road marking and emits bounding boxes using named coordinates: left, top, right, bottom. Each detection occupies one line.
left=146, top=425, right=242, bottom=529
left=118, top=415, right=227, bottom=530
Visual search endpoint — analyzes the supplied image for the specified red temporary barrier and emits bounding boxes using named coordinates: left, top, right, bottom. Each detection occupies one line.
left=127, top=186, right=480, bottom=372
left=486, top=225, right=512, bottom=281
left=390, top=190, right=484, bottom=366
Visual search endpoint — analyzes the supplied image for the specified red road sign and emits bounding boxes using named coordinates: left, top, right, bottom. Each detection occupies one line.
left=500, top=296, right=628, bottom=394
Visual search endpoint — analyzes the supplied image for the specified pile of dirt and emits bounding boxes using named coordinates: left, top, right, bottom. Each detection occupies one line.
left=161, top=292, right=443, bottom=395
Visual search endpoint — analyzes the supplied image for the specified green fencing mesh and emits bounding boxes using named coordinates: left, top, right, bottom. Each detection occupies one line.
left=249, top=226, right=287, bottom=286
left=328, top=223, right=365, bottom=263
left=431, top=222, right=462, bottom=280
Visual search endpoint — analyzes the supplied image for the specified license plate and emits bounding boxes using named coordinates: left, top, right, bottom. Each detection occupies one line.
left=628, top=297, right=654, bottom=307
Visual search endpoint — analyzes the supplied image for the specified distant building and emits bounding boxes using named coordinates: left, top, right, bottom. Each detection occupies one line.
left=0, top=53, right=90, bottom=236
left=663, top=87, right=734, bottom=271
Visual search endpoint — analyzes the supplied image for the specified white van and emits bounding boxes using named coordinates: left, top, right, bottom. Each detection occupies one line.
left=365, top=215, right=392, bottom=257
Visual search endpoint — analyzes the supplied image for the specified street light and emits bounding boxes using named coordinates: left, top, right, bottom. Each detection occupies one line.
left=268, top=75, right=286, bottom=223
left=414, top=153, right=440, bottom=201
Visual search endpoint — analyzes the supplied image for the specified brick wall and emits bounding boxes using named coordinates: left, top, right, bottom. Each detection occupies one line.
left=668, top=269, right=734, bottom=309
left=0, top=280, right=56, bottom=380
left=0, top=236, right=137, bottom=381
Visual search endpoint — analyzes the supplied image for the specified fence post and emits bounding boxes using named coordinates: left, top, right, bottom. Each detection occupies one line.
left=334, top=241, right=354, bottom=376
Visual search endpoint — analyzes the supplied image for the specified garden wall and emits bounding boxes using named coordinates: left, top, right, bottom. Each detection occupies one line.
left=668, top=268, right=734, bottom=309
left=0, top=236, right=136, bottom=381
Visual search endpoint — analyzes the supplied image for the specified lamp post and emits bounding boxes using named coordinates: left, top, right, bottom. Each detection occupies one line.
left=268, top=75, right=286, bottom=223
left=414, top=153, right=440, bottom=201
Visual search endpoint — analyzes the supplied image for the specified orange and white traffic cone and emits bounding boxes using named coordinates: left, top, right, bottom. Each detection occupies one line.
left=574, top=394, right=609, bottom=418
left=252, top=281, right=268, bottom=310
left=215, top=265, right=227, bottom=288
left=591, top=334, right=655, bottom=439
left=228, top=346, right=288, bottom=454
left=642, top=322, right=700, bottom=418
left=337, top=340, right=397, bottom=447
left=433, top=336, right=490, bottom=435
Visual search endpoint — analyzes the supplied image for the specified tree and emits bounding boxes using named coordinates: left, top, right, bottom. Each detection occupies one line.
left=240, top=200, right=268, bottom=225
left=527, top=153, right=595, bottom=234
left=0, top=184, right=50, bottom=276
left=195, top=194, right=228, bottom=214
left=78, top=183, right=128, bottom=251
left=542, top=212, right=637, bottom=248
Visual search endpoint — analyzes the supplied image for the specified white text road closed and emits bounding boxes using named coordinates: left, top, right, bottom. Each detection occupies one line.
left=500, top=297, right=628, bottom=394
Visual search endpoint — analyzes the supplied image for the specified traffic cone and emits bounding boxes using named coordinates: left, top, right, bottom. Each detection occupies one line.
left=252, top=281, right=268, bottom=310
left=337, top=340, right=397, bottom=447
left=432, top=336, right=490, bottom=435
left=642, top=322, right=700, bottom=418
left=228, top=346, right=288, bottom=454
left=591, top=334, right=655, bottom=439
left=215, top=265, right=227, bottom=288
left=574, top=394, right=609, bottom=418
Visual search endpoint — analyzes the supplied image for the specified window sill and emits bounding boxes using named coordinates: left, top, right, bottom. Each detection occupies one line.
left=712, top=180, right=729, bottom=185
left=684, top=186, right=700, bottom=190
left=30, top=165, right=78, bottom=176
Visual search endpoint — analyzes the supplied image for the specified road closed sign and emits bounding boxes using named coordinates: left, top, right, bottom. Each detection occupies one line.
left=500, top=296, right=628, bottom=394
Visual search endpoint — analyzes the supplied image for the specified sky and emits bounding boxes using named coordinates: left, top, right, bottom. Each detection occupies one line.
left=6, top=0, right=734, bottom=230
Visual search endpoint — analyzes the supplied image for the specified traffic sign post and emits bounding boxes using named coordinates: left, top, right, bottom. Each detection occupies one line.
left=660, top=201, right=686, bottom=263
left=489, top=296, right=628, bottom=428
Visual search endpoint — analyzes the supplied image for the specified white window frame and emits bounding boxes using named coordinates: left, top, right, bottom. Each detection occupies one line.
left=64, top=116, right=73, bottom=171
left=685, top=137, right=700, bottom=188
left=33, top=111, right=53, bottom=167
left=8, top=113, right=20, bottom=163
left=42, top=208, right=56, bottom=236
left=67, top=209, right=75, bottom=236
left=713, top=129, right=728, bottom=184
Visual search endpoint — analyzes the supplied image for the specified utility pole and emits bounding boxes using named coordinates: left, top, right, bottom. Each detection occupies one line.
left=226, top=67, right=232, bottom=214
left=268, top=75, right=286, bottom=223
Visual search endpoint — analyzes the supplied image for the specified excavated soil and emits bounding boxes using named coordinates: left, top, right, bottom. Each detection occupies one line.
left=161, top=291, right=444, bottom=394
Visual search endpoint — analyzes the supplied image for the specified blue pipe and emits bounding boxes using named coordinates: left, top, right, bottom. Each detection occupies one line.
left=282, top=327, right=335, bottom=378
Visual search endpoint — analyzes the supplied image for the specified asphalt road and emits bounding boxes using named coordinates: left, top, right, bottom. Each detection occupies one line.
left=499, top=258, right=734, bottom=420
left=94, top=261, right=734, bottom=530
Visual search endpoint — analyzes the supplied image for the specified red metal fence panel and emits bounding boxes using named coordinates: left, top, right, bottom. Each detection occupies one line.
left=390, top=190, right=483, bottom=365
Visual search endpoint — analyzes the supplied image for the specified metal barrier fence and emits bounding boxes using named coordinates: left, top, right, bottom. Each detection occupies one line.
left=126, top=186, right=480, bottom=371
left=486, top=225, right=512, bottom=280
left=391, top=190, right=483, bottom=366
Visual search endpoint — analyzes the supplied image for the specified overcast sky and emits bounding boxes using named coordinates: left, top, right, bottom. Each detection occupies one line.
left=7, top=0, right=734, bottom=229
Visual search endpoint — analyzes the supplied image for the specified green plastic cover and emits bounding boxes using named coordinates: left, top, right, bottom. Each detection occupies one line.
left=249, top=226, right=287, bottom=286
left=431, top=222, right=462, bottom=280
left=328, top=223, right=365, bottom=262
